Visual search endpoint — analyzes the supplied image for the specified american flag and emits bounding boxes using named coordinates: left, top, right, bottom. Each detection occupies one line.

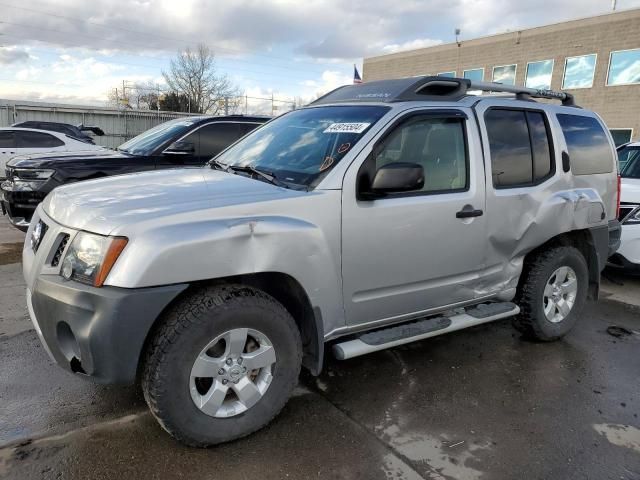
left=353, top=65, right=363, bottom=84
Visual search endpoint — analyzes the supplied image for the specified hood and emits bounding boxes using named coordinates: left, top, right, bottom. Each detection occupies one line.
left=43, top=168, right=303, bottom=235
left=621, top=177, right=640, bottom=203
left=8, top=148, right=125, bottom=169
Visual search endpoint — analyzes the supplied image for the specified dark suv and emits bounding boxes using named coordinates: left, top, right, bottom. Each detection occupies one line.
left=12, top=121, right=105, bottom=144
left=1, top=115, right=268, bottom=229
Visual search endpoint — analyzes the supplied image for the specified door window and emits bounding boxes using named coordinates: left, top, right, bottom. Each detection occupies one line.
left=556, top=114, right=613, bottom=175
left=16, top=131, right=65, bottom=148
left=368, top=115, right=468, bottom=194
left=0, top=131, right=16, bottom=148
left=485, top=109, right=554, bottom=188
left=197, top=123, right=243, bottom=158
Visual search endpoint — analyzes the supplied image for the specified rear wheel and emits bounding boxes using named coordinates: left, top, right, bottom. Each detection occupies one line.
left=513, top=246, right=588, bottom=341
left=141, top=284, right=302, bottom=447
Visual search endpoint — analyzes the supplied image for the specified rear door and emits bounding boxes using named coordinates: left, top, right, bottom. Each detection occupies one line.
left=341, top=108, right=489, bottom=326
left=474, top=102, right=561, bottom=292
left=15, top=130, right=67, bottom=155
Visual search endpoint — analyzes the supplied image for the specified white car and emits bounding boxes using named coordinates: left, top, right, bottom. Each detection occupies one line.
left=613, top=142, right=640, bottom=271
left=0, top=127, right=105, bottom=180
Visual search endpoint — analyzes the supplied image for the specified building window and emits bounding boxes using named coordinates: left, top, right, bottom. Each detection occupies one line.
left=562, top=54, right=597, bottom=89
left=525, top=60, right=554, bottom=90
left=463, top=68, right=483, bottom=82
left=492, top=64, right=516, bottom=85
left=610, top=128, right=633, bottom=147
left=607, top=49, right=640, bottom=86
left=437, top=71, right=456, bottom=77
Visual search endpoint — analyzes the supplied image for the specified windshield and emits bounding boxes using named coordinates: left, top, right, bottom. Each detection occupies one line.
left=619, top=146, right=640, bottom=179
left=215, top=105, right=389, bottom=188
left=118, top=118, right=198, bottom=156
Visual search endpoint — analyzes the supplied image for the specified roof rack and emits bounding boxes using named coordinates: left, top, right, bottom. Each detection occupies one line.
left=310, top=76, right=577, bottom=107
left=465, top=80, right=576, bottom=106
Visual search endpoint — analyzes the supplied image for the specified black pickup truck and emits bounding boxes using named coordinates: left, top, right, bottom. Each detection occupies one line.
left=1, top=115, right=268, bottom=229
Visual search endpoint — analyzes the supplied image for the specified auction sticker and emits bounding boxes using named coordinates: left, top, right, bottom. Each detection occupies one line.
left=323, top=123, right=370, bottom=134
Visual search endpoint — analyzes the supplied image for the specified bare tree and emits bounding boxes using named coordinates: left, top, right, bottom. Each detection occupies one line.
left=162, top=44, right=241, bottom=114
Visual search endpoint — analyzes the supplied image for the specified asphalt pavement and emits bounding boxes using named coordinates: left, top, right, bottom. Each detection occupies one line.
left=1, top=215, right=639, bottom=480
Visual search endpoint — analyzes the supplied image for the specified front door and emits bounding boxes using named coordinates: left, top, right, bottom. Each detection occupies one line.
left=341, top=109, right=488, bottom=326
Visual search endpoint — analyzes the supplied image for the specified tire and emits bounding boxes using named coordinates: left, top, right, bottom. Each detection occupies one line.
left=141, top=284, right=302, bottom=447
left=513, top=246, right=589, bottom=341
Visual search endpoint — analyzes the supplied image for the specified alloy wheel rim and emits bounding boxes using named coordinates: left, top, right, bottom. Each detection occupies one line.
left=189, top=328, right=276, bottom=418
left=543, top=266, right=578, bottom=323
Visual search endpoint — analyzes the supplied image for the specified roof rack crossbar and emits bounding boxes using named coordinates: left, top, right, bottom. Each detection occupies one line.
left=466, top=80, right=576, bottom=106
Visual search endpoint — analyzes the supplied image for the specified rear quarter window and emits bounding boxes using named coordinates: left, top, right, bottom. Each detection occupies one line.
left=556, top=114, right=614, bottom=175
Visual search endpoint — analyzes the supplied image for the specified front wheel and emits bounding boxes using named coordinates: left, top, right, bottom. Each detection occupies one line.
left=513, top=246, right=589, bottom=341
left=141, top=284, right=302, bottom=447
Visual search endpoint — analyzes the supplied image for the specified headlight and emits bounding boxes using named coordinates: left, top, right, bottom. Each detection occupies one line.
left=60, top=232, right=128, bottom=287
left=624, top=208, right=640, bottom=225
left=13, top=169, right=55, bottom=180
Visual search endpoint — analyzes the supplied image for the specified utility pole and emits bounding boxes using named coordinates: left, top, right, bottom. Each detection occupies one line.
left=224, top=97, right=229, bottom=115
left=612, top=0, right=617, bottom=10
left=157, top=84, right=161, bottom=118
left=271, top=92, right=274, bottom=117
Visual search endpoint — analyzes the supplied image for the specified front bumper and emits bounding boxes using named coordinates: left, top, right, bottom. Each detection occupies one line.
left=1, top=180, right=48, bottom=229
left=608, top=222, right=640, bottom=271
left=28, top=275, right=187, bottom=384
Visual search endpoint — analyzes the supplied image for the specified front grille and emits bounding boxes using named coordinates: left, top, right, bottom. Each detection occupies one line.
left=51, top=234, right=70, bottom=267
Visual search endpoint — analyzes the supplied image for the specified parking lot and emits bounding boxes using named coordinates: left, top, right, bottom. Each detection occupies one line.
left=0, top=215, right=639, bottom=480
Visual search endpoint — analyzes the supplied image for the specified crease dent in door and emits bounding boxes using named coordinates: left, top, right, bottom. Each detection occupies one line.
left=352, top=263, right=503, bottom=303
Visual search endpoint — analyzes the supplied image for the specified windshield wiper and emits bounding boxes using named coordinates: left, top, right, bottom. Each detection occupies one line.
left=227, top=165, right=286, bottom=188
left=209, top=159, right=230, bottom=172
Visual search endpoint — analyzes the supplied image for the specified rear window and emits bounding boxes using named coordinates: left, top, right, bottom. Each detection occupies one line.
left=556, top=114, right=614, bottom=175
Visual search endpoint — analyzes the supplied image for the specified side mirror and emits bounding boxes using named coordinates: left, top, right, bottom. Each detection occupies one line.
left=164, top=141, right=195, bottom=155
left=370, top=162, right=425, bottom=194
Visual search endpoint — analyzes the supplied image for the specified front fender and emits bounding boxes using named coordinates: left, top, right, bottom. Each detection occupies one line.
left=106, top=191, right=344, bottom=335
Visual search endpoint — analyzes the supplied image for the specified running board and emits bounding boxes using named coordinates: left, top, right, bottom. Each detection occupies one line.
left=333, top=302, right=520, bottom=360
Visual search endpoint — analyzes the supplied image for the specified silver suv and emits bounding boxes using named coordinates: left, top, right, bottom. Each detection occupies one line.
left=22, top=77, right=621, bottom=446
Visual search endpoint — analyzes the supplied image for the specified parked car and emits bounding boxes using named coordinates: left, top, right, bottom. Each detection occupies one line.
left=1, top=115, right=268, bottom=229
left=0, top=127, right=105, bottom=182
left=12, top=121, right=105, bottom=145
left=609, top=142, right=640, bottom=271
left=22, top=76, right=620, bottom=446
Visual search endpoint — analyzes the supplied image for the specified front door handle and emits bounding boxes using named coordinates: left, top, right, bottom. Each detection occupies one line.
left=456, top=204, right=484, bottom=219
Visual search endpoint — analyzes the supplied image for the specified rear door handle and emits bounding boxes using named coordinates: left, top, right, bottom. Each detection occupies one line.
left=456, top=205, right=484, bottom=219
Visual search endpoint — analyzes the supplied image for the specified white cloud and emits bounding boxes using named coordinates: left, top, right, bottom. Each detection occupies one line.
left=15, top=67, right=43, bottom=81
left=381, top=38, right=443, bottom=54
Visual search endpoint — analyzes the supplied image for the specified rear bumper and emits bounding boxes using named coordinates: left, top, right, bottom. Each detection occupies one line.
left=28, top=275, right=188, bottom=384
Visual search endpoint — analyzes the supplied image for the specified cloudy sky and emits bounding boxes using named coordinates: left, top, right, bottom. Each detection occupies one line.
left=1, top=0, right=639, bottom=107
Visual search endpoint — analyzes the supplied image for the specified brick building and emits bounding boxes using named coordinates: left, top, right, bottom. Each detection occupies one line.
left=363, top=8, right=640, bottom=145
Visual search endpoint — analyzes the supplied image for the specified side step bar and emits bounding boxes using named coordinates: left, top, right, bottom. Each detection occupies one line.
left=333, top=302, right=520, bottom=360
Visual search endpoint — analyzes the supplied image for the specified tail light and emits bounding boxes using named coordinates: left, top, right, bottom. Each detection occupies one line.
left=616, top=174, right=621, bottom=220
